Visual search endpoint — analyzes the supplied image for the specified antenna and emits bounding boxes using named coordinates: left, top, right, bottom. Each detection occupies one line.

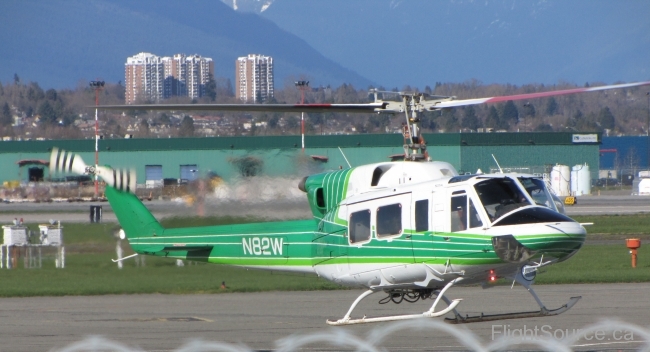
left=492, top=154, right=504, bottom=173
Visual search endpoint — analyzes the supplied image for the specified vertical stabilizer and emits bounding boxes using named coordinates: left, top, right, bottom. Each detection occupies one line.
left=105, top=186, right=164, bottom=238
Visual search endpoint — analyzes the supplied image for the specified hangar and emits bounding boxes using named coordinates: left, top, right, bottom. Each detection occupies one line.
left=0, top=132, right=600, bottom=184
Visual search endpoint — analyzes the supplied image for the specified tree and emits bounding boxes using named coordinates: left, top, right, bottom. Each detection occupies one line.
left=204, top=73, right=217, bottom=101
left=438, top=108, right=459, bottom=132
left=545, top=97, right=558, bottom=116
left=37, top=101, right=57, bottom=124
left=535, top=123, right=554, bottom=132
left=485, top=106, right=500, bottom=129
left=566, top=110, right=583, bottom=128
left=334, top=84, right=359, bottom=103
left=501, top=101, right=518, bottom=124
left=268, top=115, right=280, bottom=129
left=367, top=114, right=390, bottom=132
left=522, top=103, right=536, bottom=117
left=1, top=103, right=12, bottom=126
left=138, top=118, right=150, bottom=137
left=45, top=88, right=57, bottom=101
left=178, top=115, right=194, bottom=137
left=157, top=113, right=171, bottom=126
left=285, top=116, right=299, bottom=132
left=27, top=82, right=44, bottom=102
left=13, top=73, right=20, bottom=85
left=461, top=105, right=480, bottom=131
left=598, top=107, right=616, bottom=130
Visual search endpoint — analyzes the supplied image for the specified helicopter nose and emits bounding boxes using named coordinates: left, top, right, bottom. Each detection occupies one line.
left=514, top=222, right=586, bottom=261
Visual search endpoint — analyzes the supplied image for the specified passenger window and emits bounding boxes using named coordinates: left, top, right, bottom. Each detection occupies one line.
left=349, top=210, right=371, bottom=244
left=415, top=199, right=428, bottom=232
left=451, top=195, right=467, bottom=232
left=468, top=198, right=484, bottom=229
left=451, top=195, right=483, bottom=232
left=377, top=203, right=402, bottom=238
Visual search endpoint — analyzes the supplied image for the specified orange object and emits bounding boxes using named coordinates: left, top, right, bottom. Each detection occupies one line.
left=626, top=238, right=641, bottom=268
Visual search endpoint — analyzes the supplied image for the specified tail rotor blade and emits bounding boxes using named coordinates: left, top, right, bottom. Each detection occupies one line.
left=97, top=166, right=136, bottom=194
left=49, top=147, right=137, bottom=194
left=49, top=147, right=89, bottom=175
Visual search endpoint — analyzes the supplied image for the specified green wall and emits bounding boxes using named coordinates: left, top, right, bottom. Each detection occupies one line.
left=0, top=132, right=598, bottom=183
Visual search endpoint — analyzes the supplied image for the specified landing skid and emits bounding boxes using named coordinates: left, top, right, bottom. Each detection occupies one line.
left=327, top=270, right=582, bottom=326
left=446, top=269, right=581, bottom=324
left=445, top=296, right=581, bottom=324
left=327, top=279, right=462, bottom=326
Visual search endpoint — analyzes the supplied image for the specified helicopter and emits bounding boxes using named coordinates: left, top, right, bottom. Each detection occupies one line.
left=50, top=80, right=650, bottom=325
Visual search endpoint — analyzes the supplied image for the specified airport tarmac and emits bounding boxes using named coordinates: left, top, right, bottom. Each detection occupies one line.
left=0, top=283, right=649, bottom=351
left=0, top=195, right=648, bottom=351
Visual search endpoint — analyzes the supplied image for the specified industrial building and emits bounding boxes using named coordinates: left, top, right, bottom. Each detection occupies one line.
left=0, top=132, right=600, bottom=186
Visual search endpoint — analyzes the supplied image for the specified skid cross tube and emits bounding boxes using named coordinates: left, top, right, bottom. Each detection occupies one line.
left=327, top=278, right=463, bottom=326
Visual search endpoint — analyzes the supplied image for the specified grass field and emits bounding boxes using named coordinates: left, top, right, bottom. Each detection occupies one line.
left=0, top=214, right=647, bottom=297
left=572, top=214, right=650, bottom=235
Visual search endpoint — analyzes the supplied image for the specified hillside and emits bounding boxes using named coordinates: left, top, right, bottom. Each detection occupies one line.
left=0, top=0, right=373, bottom=90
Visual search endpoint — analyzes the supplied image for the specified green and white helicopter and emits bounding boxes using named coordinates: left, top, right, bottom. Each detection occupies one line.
left=50, top=80, right=650, bottom=325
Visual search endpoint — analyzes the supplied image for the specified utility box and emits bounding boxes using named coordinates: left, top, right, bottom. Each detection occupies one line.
left=2, top=225, right=28, bottom=246
left=38, top=224, right=63, bottom=246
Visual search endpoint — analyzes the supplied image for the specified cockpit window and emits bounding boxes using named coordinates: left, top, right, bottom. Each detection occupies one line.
left=518, top=177, right=558, bottom=213
left=474, top=178, right=531, bottom=221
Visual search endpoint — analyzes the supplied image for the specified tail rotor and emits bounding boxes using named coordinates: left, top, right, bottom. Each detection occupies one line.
left=50, top=148, right=136, bottom=193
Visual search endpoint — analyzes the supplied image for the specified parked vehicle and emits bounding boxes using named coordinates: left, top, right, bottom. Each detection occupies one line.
left=595, top=178, right=620, bottom=187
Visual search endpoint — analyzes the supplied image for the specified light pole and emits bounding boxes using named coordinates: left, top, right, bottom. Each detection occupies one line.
left=295, top=81, right=309, bottom=152
left=89, top=80, right=105, bottom=198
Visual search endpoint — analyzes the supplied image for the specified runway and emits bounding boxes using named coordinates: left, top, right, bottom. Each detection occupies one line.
left=1, top=283, right=649, bottom=351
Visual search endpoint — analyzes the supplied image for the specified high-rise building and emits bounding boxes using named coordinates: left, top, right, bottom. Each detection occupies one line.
left=162, top=54, right=187, bottom=98
left=126, top=52, right=214, bottom=104
left=125, top=52, right=165, bottom=104
left=235, top=54, right=274, bottom=103
left=186, top=54, right=214, bottom=99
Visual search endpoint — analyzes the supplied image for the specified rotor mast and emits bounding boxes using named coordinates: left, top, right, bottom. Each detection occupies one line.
left=400, top=93, right=429, bottom=161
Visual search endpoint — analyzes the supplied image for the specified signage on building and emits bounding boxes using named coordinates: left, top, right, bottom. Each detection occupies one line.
left=572, top=134, right=598, bottom=143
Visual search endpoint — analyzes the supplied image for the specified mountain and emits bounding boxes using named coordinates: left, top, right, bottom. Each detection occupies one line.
left=233, top=0, right=650, bottom=89
left=0, top=0, right=373, bottom=90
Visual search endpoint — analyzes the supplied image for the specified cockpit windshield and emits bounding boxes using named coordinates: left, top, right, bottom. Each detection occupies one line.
left=473, top=178, right=531, bottom=221
left=518, top=177, right=566, bottom=214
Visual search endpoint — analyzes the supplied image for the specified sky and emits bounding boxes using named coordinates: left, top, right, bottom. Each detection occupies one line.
left=252, top=0, right=650, bottom=89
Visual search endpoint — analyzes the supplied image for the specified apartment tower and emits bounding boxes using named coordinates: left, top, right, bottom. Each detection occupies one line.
left=125, top=52, right=165, bottom=104
left=126, top=52, right=214, bottom=104
left=235, top=54, right=274, bottom=103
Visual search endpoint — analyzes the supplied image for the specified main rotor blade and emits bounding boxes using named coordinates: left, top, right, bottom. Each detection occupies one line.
left=431, top=81, right=650, bottom=109
left=94, top=102, right=388, bottom=114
